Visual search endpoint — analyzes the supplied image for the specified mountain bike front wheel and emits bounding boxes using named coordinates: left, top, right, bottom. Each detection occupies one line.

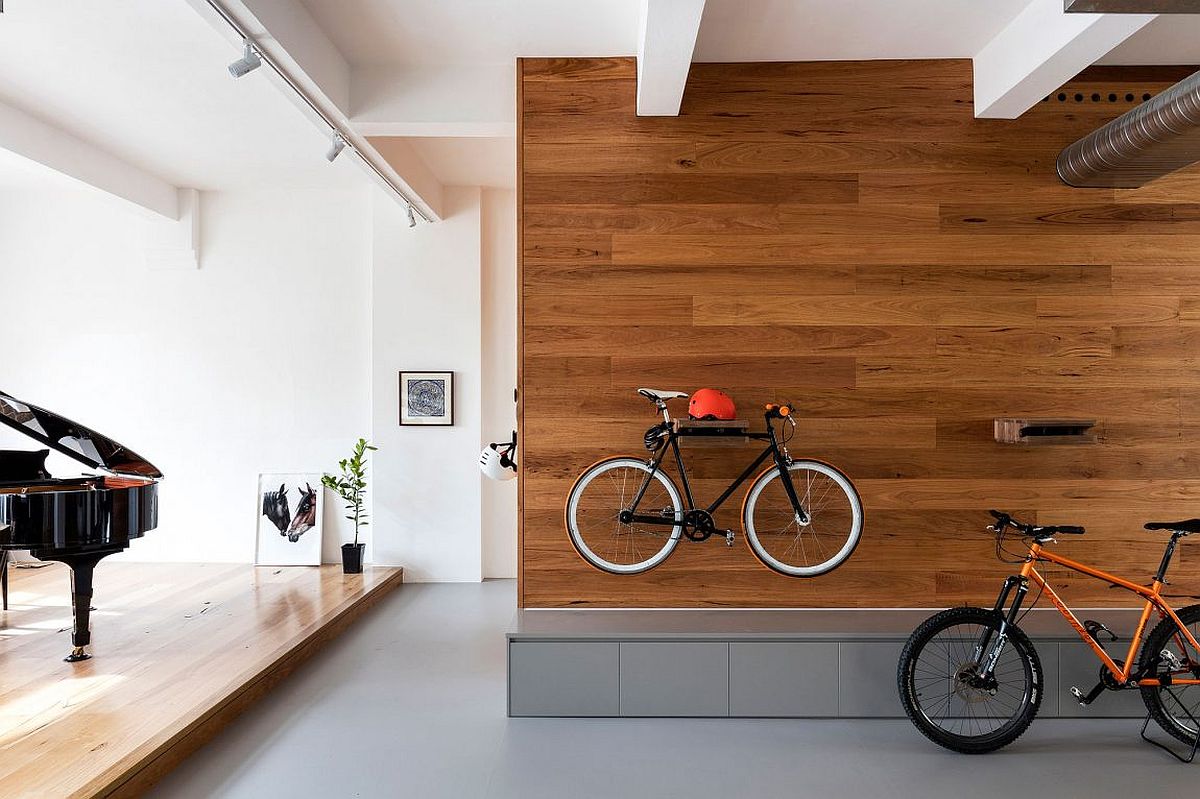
left=898, top=607, right=1042, bottom=754
left=741, top=460, right=862, bottom=577
left=565, top=457, right=683, bottom=575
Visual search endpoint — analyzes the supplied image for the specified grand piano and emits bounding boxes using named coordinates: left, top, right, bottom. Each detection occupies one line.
left=0, top=389, right=161, bottom=661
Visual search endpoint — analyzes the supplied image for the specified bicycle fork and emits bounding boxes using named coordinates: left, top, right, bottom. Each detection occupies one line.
left=768, top=430, right=809, bottom=526
left=976, top=576, right=1029, bottom=682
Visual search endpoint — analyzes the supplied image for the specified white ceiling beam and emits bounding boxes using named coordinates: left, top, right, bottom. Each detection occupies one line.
left=0, top=98, right=180, bottom=220
left=182, top=0, right=444, bottom=220
left=973, top=0, right=1155, bottom=119
left=351, top=65, right=515, bottom=138
left=366, top=137, right=444, bottom=219
left=636, top=0, right=707, bottom=117
left=145, top=189, right=201, bottom=270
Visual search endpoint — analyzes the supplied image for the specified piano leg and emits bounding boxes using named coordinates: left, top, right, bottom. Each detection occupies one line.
left=31, top=547, right=121, bottom=662
left=1, top=550, right=8, bottom=611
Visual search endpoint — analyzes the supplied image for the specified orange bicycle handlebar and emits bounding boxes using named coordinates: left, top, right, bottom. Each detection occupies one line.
left=764, top=403, right=791, bottom=418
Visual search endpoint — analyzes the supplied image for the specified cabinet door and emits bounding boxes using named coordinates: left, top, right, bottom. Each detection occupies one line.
left=729, top=642, right=840, bottom=717
left=509, top=641, right=619, bottom=717
left=620, top=642, right=730, bottom=717
left=838, top=642, right=906, bottom=717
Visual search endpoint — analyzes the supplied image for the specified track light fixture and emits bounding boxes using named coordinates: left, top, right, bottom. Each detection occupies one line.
left=326, top=132, right=347, bottom=163
left=228, top=40, right=261, bottom=78
left=207, top=0, right=428, bottom=223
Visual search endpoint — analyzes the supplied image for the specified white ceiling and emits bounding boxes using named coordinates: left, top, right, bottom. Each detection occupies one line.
left=1099, top=14, right=1200, bottom=64
left=302, top=0, right=1200, bottom=68
left=300, top=0, right=642, bottom=66
left=0, top=0, right=1197, bottom=199
left=693, top=0, right=1032, bottom=62
left=0, top=0, right=362, bottom=192
left=403, top=137, right=516, bottom=189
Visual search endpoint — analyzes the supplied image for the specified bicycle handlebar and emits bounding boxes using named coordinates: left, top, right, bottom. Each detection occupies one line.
left=988, top=509, right=1085, bottom=538
left=764, top=403, right=791, bottom=419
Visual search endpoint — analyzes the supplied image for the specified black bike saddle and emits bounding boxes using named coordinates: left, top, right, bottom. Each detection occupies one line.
left=1145, top=519, right=1200, bottom=533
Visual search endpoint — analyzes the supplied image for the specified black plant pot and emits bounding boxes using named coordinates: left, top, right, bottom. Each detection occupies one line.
left=341, top=543, right=365, bottom=574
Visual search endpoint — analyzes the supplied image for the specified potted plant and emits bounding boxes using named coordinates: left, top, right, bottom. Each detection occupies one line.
left=322, top=438, right=377, bottom=574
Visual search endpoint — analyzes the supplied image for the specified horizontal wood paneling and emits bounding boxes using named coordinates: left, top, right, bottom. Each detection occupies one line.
left=519, top=57, right=1200, bottom=608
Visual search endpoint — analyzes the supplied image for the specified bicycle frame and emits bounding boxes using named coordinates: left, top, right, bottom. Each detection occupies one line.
left=988, top=540, right=1200, bottom=688
left=621, top=419, right=804, bottom=530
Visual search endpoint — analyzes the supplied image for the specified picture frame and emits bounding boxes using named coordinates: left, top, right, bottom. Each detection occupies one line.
left=399, top=371, right=454, bottom=426
left=255, top=473, right=324, bottom=566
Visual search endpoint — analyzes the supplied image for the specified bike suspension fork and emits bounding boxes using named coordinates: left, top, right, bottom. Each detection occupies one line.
left=979, top=576, right=1028, bottom=678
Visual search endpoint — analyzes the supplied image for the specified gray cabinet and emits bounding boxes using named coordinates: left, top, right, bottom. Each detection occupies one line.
left=1056, top=641, right=1145, bottom=718
left=509, top=641, right=619, bottom=717
left=619, top=642, right=729, bottom=717
left=507, top=609, right=1150, bottom=718
left=837, top=642, right=905, bottom=717
left=729, top=642, right=840, bottom=717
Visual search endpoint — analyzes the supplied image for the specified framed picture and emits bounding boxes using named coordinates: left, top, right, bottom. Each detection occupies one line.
left=399, top=371, right=454, bottom=426
left=255, top=473, right=323, bottom=566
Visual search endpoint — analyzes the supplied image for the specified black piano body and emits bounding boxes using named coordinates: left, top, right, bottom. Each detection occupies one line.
left=0, top=389, right=161, bottom=661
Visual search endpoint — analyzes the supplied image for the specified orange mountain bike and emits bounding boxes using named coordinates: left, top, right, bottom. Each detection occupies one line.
left=899, top=510, right=1200, bottom=760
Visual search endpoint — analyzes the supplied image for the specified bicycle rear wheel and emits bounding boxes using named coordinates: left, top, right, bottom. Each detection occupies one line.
left=741, top=460, right=862, bottom=577
left=565, top=457, right=683, bottom=575
left=1140, top=604, right=1200, bottom=747
left=898, top=607, right=1042, bottom=754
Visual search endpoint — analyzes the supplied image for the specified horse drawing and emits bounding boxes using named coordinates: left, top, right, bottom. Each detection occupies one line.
left=262, top=483, right=291, bottom=535
left=286, top=483, right=318, bottom=543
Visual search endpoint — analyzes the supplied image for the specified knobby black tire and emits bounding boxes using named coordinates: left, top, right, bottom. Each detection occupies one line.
left=1140, top=603, right=1200, bottom=748
left=898, top=607, right=1043, bottom=754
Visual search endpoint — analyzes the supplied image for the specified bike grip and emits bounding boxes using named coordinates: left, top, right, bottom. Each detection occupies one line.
left=779, top=405, right=791, bottom=417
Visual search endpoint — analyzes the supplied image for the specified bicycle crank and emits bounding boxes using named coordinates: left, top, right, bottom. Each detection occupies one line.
left=683, top=509, right=716, bottom=541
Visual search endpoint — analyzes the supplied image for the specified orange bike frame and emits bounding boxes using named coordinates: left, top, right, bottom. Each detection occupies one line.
left=1021, top=542, right=1200, bottom=686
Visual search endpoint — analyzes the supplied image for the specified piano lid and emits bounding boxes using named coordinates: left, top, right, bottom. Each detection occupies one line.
left=0, top=390, right=162, bottom=479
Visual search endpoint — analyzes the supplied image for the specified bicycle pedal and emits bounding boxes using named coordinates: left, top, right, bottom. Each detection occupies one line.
left=1071, top=682, right=1105, bottom=707
left=724, top=530, right=735, bottom=547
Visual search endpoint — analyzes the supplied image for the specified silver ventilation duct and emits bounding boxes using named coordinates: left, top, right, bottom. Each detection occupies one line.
left=1057, top=69, right=1200, bottom=188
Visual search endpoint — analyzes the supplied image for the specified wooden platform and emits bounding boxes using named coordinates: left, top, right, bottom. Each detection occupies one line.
left=0, top=561, right=403, bottom=799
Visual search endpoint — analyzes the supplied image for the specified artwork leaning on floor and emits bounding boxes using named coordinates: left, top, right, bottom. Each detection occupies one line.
left=256, top=473, right=324, bottom=566
left=399, top=371, right=454, bottom=426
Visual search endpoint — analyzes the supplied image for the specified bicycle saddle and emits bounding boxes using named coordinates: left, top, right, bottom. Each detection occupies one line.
left=637, top=388, right=688, bottom=402
left=1144, top=519, right=1200, bottom=533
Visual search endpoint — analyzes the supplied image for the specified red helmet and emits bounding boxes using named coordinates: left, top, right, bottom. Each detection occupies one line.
left=689, top=388, right=736, bottom=421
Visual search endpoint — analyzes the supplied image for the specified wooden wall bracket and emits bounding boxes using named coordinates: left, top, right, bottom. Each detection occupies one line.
left=994, top=418, right=1098, bottom=445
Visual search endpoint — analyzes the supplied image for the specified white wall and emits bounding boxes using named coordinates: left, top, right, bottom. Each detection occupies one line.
left=370, top=186, right=483, bottom=581
left=1, top=178, right=519, bottom=580
left=0, top=184, right=372, bottom=563
left=481, top=188, right=518, bottom=579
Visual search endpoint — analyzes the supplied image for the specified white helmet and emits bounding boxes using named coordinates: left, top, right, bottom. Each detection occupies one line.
left=480, top=437, right=517, bottom=481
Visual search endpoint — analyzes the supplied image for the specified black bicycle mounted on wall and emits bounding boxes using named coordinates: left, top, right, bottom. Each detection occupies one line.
left=564, top=389, right=864, bottom=577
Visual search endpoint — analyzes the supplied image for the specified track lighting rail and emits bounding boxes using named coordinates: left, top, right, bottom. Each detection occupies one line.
left=204, top=0, right=429, bottom=223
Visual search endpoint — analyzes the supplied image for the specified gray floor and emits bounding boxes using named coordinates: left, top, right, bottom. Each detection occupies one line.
left=150, top=581, right=1197, bottom=798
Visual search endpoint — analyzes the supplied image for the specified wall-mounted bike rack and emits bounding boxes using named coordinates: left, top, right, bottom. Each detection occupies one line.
left=672, top=418, right=750, bottom=448
left=994, top=418, right=1097, bottom=446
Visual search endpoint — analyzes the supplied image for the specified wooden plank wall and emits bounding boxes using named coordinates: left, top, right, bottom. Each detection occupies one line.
left=519, top=57, right=1200, bottom=608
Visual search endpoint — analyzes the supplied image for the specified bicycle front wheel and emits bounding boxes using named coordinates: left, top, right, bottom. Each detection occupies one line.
left=898, top=607, right=1042, bottom=754
left=742, top=460, right=862, bottom=577
left=565, top=457, right=683, bottom=575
